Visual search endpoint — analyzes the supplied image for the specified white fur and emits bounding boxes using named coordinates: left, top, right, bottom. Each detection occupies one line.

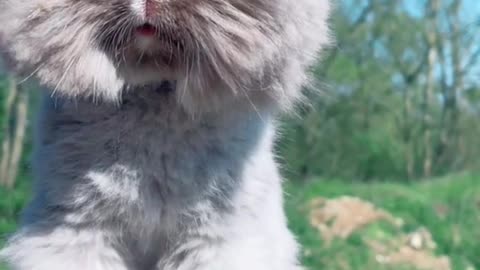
left=130, top=0, right=147, bottom=19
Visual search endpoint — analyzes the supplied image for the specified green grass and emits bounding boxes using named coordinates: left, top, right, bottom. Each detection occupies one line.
left=0, top=179, right=30, bottom=270
left=0, top=173, right=479, bottom=270
left=0, top=180, right=30, bottom=246
left=285, top=173, right=480, bottom=270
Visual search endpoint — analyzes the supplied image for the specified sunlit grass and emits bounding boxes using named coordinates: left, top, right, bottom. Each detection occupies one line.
left=285, top=173, right=480, bottom=270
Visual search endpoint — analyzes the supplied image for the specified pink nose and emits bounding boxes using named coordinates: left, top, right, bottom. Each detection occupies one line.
left=145, top=0, right=157, bottom=19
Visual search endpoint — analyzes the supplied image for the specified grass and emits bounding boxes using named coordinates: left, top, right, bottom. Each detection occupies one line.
left=0, top=179, right=30, bottom=270
left=0, top=173, right=479, bottom=270
left=0, top=180, right=30, bottom=247
left=285, top=173, right=480, bottom=270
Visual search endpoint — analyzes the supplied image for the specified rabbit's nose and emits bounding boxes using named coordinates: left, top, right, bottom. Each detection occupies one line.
left=130, top=0, right=160, bottom=20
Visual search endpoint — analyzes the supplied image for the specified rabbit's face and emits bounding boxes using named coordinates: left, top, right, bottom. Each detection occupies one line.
left=94, top=0, right=283, bottom=89
left=0, top=0, right=330, bottom=112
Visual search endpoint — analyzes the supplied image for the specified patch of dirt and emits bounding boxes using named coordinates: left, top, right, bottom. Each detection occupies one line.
left=308, top=196, right=452, bottom=270
left=368, top=228, right=451, bottom=270
left=308, top=196, right=402, bottom=244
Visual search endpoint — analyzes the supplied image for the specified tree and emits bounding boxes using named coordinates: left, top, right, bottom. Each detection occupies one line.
left=279, top=0, right=480, bottom=181
left=0, top=75, right=29, bottom=188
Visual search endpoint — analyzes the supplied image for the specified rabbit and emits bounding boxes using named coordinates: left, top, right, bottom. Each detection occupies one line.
left=0, top=0, right=331, bottom=269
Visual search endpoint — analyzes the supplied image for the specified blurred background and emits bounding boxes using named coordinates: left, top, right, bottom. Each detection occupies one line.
left=0, top=0, right=479, bottom=269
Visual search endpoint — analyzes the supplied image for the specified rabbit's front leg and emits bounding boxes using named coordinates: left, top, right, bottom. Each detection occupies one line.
left=1, top=226, right=129, bottom=270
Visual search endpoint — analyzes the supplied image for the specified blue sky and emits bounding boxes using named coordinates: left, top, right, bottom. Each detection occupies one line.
left=461, top=0, right=480, bottom=24
left=404, top=0, right=479, bottom=24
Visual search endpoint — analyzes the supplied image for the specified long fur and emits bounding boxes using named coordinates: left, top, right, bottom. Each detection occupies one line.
left=0, top=0, right=331, bottom=269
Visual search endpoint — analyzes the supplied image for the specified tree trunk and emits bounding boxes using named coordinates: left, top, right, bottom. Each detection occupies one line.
left=403, top=87, right=414, bottom=180
left=422, top=0, right=439, bottom=178
left=0, top=76, right=29, bottom=189
left=5, top=85, right=28, bottom=188
left=0, top=76, right=18, bottom=187
left=449, top=0, right=463, bottom=170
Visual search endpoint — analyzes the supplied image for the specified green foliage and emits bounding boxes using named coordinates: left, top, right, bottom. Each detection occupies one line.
left=0, top=176, right=30, bottom=270
left=279, top=0, right=480, bottom=181
left=0, top=179, right=31, bottom=244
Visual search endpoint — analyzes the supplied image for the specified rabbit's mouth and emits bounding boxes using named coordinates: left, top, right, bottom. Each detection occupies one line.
left=133, top=23, right=161, bottom=52
left=130, top=22, right=185, bottom=56
left=103, top=22, right=188, bottom=85
left=135, top=23, right=157, bottom=37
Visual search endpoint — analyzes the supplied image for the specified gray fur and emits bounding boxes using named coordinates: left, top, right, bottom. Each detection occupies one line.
left=0, top=0, right=331, bottom=269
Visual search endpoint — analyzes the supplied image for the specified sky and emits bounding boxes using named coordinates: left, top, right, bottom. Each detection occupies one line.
left=404, top=0, right=479, bottom=24
left=402, top=0, right=480, bottom=86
